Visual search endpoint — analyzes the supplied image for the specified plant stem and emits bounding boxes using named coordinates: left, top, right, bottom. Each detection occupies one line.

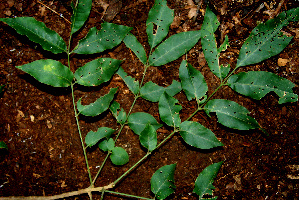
left=70, top=83, right=93, bottom=185
left=113, top=152, right=151, bottom=186
left=92, top=152, right=111, bottom=185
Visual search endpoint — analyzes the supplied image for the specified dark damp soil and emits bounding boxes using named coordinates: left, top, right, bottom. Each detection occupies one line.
left=0, top=0, right=299, bottom=199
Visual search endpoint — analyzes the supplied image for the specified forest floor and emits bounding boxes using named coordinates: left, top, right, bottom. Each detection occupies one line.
left=0, top=0, right=299, bottom=199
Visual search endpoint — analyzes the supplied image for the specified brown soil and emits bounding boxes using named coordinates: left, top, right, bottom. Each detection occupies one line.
left=0, top=0, right=299, bottom=199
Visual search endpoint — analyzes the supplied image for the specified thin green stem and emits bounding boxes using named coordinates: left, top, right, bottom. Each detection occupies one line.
left=105, top=190, right=154, bottom=200
left=113, top=152, right=151, bottom=186
left=70, top=83, right=93, bottom=185
left=92, top=152, right=111, bottom=185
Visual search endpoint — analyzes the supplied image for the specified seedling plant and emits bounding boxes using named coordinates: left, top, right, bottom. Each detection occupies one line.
left=0, top=0, right=298, bottom=199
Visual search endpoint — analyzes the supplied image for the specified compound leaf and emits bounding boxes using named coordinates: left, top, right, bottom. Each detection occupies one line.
left=193, top=161, right=223, bottom=199
left=140, top=124, right=157, bottom=151
left=204, top=99, right=260, bottom=130
left=109, top=101, right=127, bottom=124
left=123, top=32, right=147, bottom=65
left=110, top=147, right=129, bottom=166
left=99, top=138, right=115, bottom=152
left=85, top=127, right=115, bottom=147
left=71, top=0, right=92, bottom=35
left=128, top=112, right=162, bottom=135
left=228, top=71, right=298, bottom=104
left=149, top=30, right=201, bottom=66
left=73, top=22, right=132, bottom=54
left=77, top=88, right=117, bottom=116
left=116, top=67, right=140, bottom=95
left=180, top=121, right=223, bottom=149
left=237, top=7, right=299, bottom=68
left=74, top=58, right=121, bottom=86
left=0, top=17, right=66, bottom=54
left=146, top=0, right=174, bottom=49
left=159, top=92, right=182, bottom=128
left=179, top=60, right=208, bottom=103
left=16, top=59, right=73, bottom=87
left=151, top=164, right=176, bottom=200
left=201, top=6, right=230, bottom=80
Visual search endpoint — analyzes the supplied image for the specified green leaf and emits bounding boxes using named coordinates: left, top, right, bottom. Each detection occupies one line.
left=0, top=17, right=66, bottom=54
left=201, top=7, right=230, bottom=80
left=151, top=164, right=176, bottom=200
left=109, top=101, right=127, bottom=124
left=0, top=141, right=8, bottom=150
left=140, top=124, right=157, bottom=151
left=99, top=138, right=115, bottom=152
left=236, top=7, right=299, bottom=67
left=16, top=59, right=73, bottom=87
left=123, top=33, right=147, bottom=65
left=77, top=88, right=117, bottom=116
left=73, top=22, right=132, bottom=54
left=159, top=92, right=182, bottom=127
left=74, top=58, right=121, bottom=86
left=71, top=0, right=92, bottom=35
left=204, top=99, right=260, bottom=130
left=140, top=80, right=181, bottom=102
left=110, top=147, right=129, bottom=166
left=146, top=0, right=174, bottom=49
left=140, top=81, right=165, bottom=102
left=128, top=112, right=162, bottom=135
left=165, top=80, right=181, bottom=96
left=193, top=161, right=223, bottom=199
left=227, top=71, right=298, bottom=104
left=0, top=85, right=5, bottom=93
left=85, top=127, right=115, bottom=147
left=180, top=121, right=223, bottom=149
left=149, top=30, right=201, bottom=66
left=116, top=67, right=139, bottom=95
left=179, top=60, right=208, bottom=103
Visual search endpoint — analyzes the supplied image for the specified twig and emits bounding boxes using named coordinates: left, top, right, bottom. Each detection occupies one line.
left=0, top=183, right=114, bottom=200
left=37, top=0, right=71, bottom=24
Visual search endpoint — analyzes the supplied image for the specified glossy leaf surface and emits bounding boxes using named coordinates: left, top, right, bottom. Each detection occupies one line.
left=228, top=71, right=298, bottom=104
left=110, top=147, right=129, bottom=166
left=16, top=59, right=73, bottom=87
left=201, top=6, right=230, bottom=80
left=109, top=101, right=126, bottom=124
left=205, top=99, right=260, bottom=130
left=70, top=0, right=92, bottom=35
left=139, top=124, right=157, bottom=151
left=180, top=121, right=223, bottom=149
left=99, top=138, right=115, bottom=152
left=123, top=32, right=147, bottom=65
left=159, top=92, right=182, bottom=127
left=237, top=7, right=299, bottom=67
left=74, top=58, right=121, bottom=86
left=146, top=0, right=174, bottom=49
left=151, top=164, right=176, bottom=199
left=193, top=161, right=223, bottom=199
left=140, top=80, right=181, bottom=102
left=116, top=67, right=139, bottom=95
left=128, top=112, right=162, bottom=135
left=0, top=17, right=66, bottom=54
left=149, top=30, right=201, bottom=66
left=179, top=60, right=208, bottom=102
left=85, top=127, right=115, bottom=147
left=77, top=88, right=117, bottom=116
left=73, top=22, right=132, bottom=54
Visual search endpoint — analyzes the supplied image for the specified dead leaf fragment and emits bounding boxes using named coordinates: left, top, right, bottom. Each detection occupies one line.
left=278, top=58, right=289, bottom=66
